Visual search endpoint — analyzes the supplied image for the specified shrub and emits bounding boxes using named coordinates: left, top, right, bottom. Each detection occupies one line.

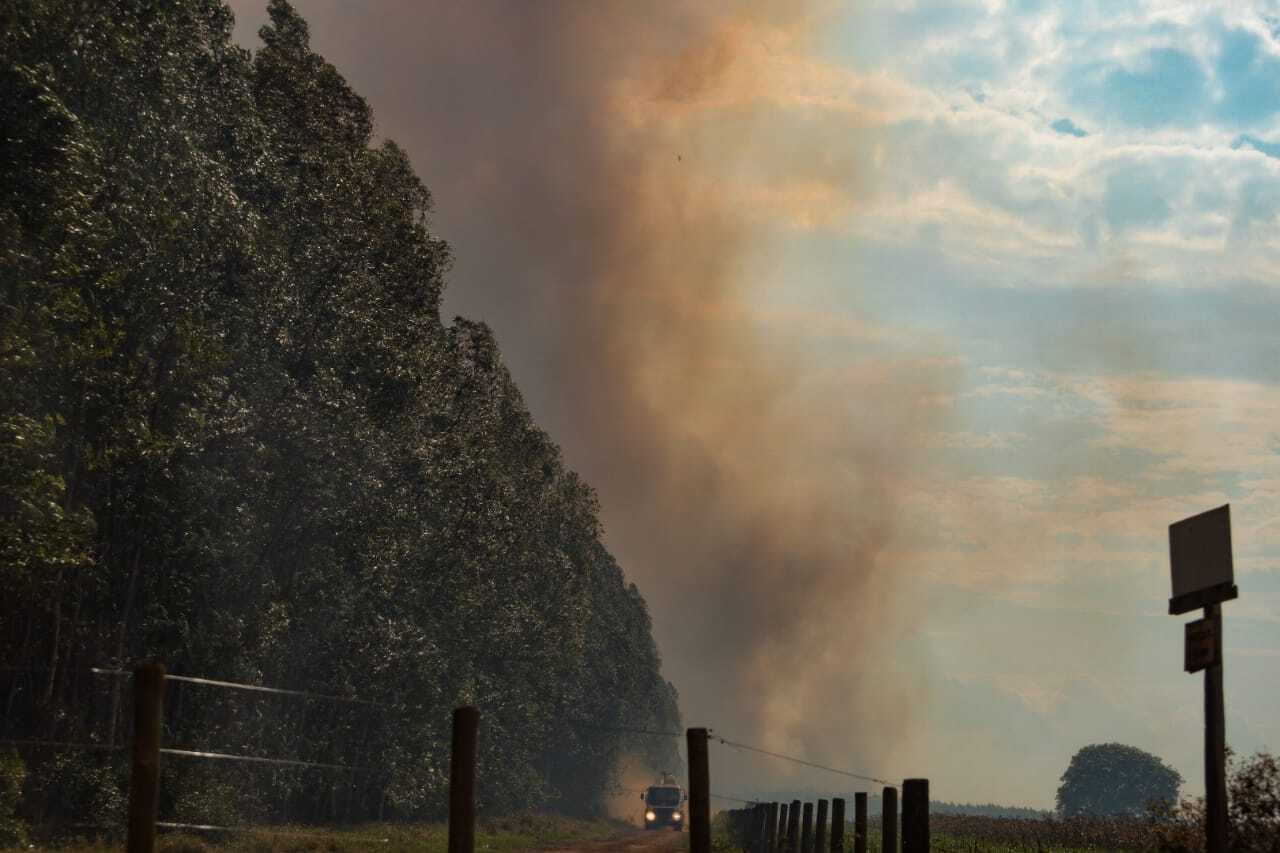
left=0, top=749, right=27, bottom=847
left=1149, top=749, right=1280, bottom=852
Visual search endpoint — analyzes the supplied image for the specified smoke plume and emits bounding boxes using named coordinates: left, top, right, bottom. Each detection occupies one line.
left=229, top=0, right=957, bottom=790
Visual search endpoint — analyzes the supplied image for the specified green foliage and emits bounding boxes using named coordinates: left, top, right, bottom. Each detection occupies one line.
left=21, top=750, right=126, bottom=833
left=36, top=814, right=627, bottom=853
left=0, top=749, right=27, bottom=847
left=1151, top=749, right=1280, bottom=852
left=1, top=0, right=680, bottom=829
left=1056, top=743, right=1182, bottom=818
left=1229, top=750, right=1280, bottom=852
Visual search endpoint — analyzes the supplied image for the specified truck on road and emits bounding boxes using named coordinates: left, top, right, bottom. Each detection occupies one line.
left=640, top=773, right=687, bottom=831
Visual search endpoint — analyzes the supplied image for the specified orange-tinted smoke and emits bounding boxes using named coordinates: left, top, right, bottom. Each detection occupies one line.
left=228, top=0, right=956, bottom=788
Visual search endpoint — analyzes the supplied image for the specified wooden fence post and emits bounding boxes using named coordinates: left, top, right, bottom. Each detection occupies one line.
left=126, top=662, right=165, bottom=853
left=448, top=706, right=479, bottom=853
left=902, top=779, right=928, bottom=853
left=853, top=793, right=867, bottom=853
left=766, top=802, right=778, bottom=853
left=801, top=802, right=814, bottom=853
left=815, top=799, right=828, bottom=853
left=882, top=787, right=898, bottom=853
left=788, top=799, right=801, bottom=853
left=688, top=728, right=711, bottom=853
left=779, top=803, right=789, bottom=853
left=830, top=798, right=845, bottom=853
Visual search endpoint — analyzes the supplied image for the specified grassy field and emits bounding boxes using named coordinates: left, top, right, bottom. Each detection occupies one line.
left=711, top=811, right=1171, bottom=852
left=32, top=813, right=632, bottom=852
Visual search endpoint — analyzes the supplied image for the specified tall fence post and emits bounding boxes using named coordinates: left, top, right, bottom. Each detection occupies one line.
left=766, top=802, right=778, bottom=853
left=788, top=799, right=801, bottom=853
left=801, top=801, right=814, bottom=853
left=853, top=793, right=867, bottom=853
left=902, top=779, right=928, bottom=853
left=1204, top=603, right=1228, bottom=853
left=126, top=662, right=165, bottom=853
left=815, top=798, right=828, bottom=853
left=688, top=728, right=711, bottom=853
left=448, top=706, right=479, bottom=853
left=882, top=787, right=898, bottom=853
left=779, top=803, right=790, bottom=853
left=830, top=797, right=845, bottom=853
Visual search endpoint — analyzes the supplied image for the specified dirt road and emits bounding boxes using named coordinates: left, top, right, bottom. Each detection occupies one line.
left=527, top=827, right=687, bottom=853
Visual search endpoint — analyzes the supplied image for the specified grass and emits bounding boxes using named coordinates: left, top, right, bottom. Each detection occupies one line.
left=712, top=812, right=1156, bottom=852
left=32, top=813, right=632, bottom=852
left=931, top=833, right=1117, bottom=853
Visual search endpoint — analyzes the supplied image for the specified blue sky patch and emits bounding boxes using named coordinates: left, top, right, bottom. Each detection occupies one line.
left=1068, top=48, right=1208, bottom=128
left=1232, top=133, right=1280, bottom=158
left=1051, top=117, right=1088, bottom=137
left=1214, top=28, right=1280, bottom=125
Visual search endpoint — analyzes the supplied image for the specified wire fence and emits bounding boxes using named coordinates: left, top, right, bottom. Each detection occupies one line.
left=2, top=662, right=919, bottom=850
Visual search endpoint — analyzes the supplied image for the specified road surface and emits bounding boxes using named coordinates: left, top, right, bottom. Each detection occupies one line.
left=527, top=827, right=686, bottom=853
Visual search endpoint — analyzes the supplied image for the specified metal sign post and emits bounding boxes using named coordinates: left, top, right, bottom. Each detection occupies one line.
left=1169, top=504, right=1237, bottom=853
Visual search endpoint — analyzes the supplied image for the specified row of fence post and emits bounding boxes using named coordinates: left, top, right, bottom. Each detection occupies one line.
left=721, top=787, right=929, bottom=853
left=124, top=664, right=920, bottom=853
left=124, top=663, right=484, bottom=853
left=690, top=728, right=930, bottom=853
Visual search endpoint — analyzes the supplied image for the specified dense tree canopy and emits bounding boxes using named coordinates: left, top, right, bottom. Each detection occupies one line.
left=0, top=0, right=680, bottom=829
left=1056, top=744, right=1182, bottom=817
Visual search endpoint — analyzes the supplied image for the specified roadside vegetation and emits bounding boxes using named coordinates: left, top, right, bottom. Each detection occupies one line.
left=32, top=813, right=629, bottom=852
left=2, top=0, right=679, bottom=835
left=710, top=750, right=1278, bottom=852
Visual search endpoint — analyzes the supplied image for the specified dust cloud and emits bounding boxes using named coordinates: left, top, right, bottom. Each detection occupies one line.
left=605, top=754, right=665, bottom=826
left=228, top=1, right=957, bottom=791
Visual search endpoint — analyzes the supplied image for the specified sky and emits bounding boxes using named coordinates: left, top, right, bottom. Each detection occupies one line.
left=228, top=1, right=1280, bottom=808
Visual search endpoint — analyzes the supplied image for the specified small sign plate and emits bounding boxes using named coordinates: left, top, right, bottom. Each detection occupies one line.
left=1185, top=617, right=1219, bottom=673
left=1169, top=505, right=1238, bottom=615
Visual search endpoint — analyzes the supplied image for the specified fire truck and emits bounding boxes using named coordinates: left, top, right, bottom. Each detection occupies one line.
left=640, top=773, right=687, bottom=831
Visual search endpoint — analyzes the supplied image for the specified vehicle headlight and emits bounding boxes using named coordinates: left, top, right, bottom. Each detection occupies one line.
left=672, top=812, right=682, bottom=821
left=645, top=811, right=656, bottom=821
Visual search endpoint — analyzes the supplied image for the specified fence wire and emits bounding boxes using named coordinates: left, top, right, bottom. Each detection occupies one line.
left=4, top=661, right=907, bottom=841
left=714, top=734, right=896, bottom=786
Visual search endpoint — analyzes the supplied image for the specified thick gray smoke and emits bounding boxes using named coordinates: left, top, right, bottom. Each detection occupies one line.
left=230, top=0, right=957, bottom=791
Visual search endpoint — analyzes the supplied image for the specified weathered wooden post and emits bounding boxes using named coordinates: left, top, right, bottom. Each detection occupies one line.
left=853, top=793, right=867, bottom=853
left=815, top=799, right=829, bottom=853
left=779, top=803, right=790, bottom=853
left=830, top=797, right=845, bottom=853
left=688, top=728, right=711, bottom=853
left=448, top=706, right=479, bottom=853
left=126, top=662, right=165, bottom=853
left=882, top=787, right=898, bottom=853
left=766, top=802, right=779, bottom=853
left=788, top=799, right=801, bottom=853
left=902, top=779, right=928, bottom=853
left=801, top=802, right=814, bottom=853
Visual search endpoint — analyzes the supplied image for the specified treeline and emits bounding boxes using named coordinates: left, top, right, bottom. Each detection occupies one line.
left=0, top=0, right=679, bottom=831
left=929, top=801, right=1051, bottom=820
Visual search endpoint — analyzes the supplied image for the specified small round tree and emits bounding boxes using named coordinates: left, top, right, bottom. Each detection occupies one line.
left=1057, top=743, right=1182, bottom=817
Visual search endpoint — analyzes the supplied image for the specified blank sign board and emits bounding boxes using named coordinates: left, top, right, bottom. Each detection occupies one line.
left=1169, top=504, right=1238, bottom=615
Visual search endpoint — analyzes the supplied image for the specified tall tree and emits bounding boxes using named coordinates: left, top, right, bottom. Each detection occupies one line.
left=1, top=0, right=681, bottom=827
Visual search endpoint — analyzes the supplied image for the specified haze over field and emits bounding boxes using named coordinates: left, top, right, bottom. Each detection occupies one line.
left=228, top=1, right=1280, bottom=808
